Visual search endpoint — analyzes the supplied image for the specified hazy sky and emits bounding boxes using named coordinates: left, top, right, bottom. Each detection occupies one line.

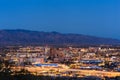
left=0, top=0, right=120, bottom=39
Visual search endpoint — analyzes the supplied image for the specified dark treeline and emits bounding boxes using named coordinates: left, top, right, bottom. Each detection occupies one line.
left=0, top=72, right=120, bottom=80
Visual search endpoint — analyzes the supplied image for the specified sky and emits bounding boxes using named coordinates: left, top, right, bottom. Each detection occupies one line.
left=0, top=0, right=120, bottom=39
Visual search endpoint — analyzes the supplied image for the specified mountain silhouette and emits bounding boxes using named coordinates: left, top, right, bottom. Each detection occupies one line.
left=0, top=29, right=119, bottom=46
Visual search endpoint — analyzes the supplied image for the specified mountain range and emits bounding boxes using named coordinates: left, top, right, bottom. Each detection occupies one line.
left=0, top=29, right=120, bottom=46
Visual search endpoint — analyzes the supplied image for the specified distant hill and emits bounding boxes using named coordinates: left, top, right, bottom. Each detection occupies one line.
left=0, top=29, right=120, bottom=46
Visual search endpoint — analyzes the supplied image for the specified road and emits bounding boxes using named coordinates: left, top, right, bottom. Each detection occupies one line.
left=13, top=66, right=120, bottom=78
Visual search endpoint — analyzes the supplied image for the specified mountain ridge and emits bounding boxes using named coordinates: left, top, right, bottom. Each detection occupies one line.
left=0, top=29, right=120, bottom=46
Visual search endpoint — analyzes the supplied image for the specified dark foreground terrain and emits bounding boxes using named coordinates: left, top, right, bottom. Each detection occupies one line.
left=0, top=72, right=120, bottom=80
